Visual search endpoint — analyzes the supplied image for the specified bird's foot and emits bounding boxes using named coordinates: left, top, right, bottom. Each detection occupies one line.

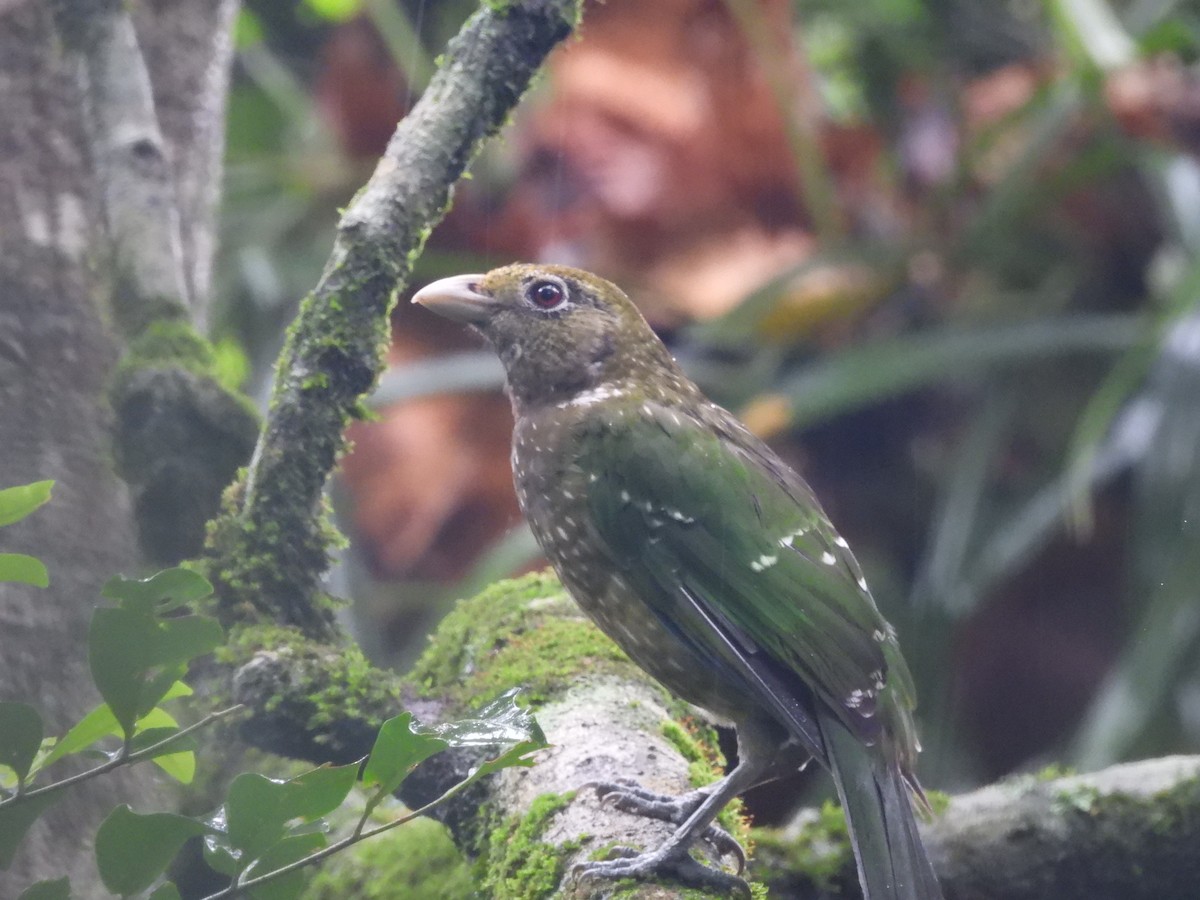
left=573, top=844, right=751, bottom=898
left=587, top=779, right=746, bottom=872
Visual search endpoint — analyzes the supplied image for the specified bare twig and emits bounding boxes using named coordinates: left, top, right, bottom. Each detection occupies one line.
left=1, top=706, right=243, bottom=808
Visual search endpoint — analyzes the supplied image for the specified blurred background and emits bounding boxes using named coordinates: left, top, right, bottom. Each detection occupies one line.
left=215, top=0, right=1200, bottom=820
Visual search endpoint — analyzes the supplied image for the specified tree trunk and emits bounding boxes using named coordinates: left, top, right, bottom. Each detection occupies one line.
left=0, top=0, right=236, bottom=893
left=0, top=4, right=147, bottom=893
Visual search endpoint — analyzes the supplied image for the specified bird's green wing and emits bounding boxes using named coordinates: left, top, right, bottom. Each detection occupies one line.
left=579, top=399, right=918, bottom=757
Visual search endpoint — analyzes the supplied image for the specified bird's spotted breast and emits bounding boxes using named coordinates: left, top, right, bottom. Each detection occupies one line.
left=512, top=400, right=768, bottom=722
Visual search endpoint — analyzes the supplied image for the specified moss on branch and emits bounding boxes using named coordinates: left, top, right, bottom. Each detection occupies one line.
left=751, top=756, right=1200, bottom=900
left=205, top=0, right=580, bottom=638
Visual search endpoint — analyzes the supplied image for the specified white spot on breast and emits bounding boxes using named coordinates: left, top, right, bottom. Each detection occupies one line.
left=619, top=489, right=631, bottom=503
left=560, top=382, right=627, bottom=408
left=750, top=553, right=778, bottom=572
left=556, top=526, right=570, bottom=540
left=821, top=551, right=837, bottom=565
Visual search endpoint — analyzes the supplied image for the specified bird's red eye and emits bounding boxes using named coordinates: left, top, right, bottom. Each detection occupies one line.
left=527, top=279, right=567, bottom=310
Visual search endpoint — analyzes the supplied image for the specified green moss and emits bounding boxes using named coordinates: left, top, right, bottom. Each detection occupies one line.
left=923, top=788, right=952, bottom=817
left=217, top=621, right=400, bottom=731
left=753, top=800, right=853, bottom=895
left=1144, top=775, right=1200, bottom=836
left=109, top=320, right=260, bottom=562
left=204, top=478, right=345, bottom=635
left=661, top=720, right=706, bottom=764
left=122, top=319, right=214, bottom=371
left=480, top=791, right=582, bottom=899
left=304, top=816, right=473, bottom=899
left=113, top=320, right=258, bottom=418
left=1036, top=763, right=1077, bottom=781
left=408, top=571, right=637, bottom=712
left=1054, top=780, right=1103, bottom=815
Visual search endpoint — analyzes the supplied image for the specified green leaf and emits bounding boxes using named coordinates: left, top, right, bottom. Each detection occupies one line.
left=88, top=608, right=158, bottom=738
left=127, top=726, right=191, bottom=757
left=0, top=481, right=53, bottom=528
left=0, top=554, right=49, bottom=588
left=771, top=314, right=1140, bottom=429
left=128, top=717, right=197, bottom=784
left=152, top=749, right=196, bottom=785
left=224, top=774, right=293, bottom=860
left=88, top=601, right=221, bottom=740
left=101, top=568, right=212, bottom=615
left=153, top=615, right=224, bottom=667
left=161, top=680, right=194, bottom=702
left=361, top=713, right=448, bottom=801
left=33, top=694, right=199, bottom=778
left=201, top=832, right=241, bottom=877
left=470, top=737, right=548, bottom=781
left=137, top=667, right=187, bottom=720
left=0, top=792, right=59, bottom=869
left=135, top=706, right=179, bottom=732
left=431, top=689, right=547, bottom=752
left=302, top=0, right=361, bottom=24
left=244, top=832, right=326, bottom=900
left=37, top=704, right=119, bottom=772
left=217, top=762, right=356, bottom=867
left=94, top=806, right=204, bottom=896
left=18, top=877, right=70, bottom=900
left=423, top=691, right=549, bottom=795
left=0, top=703, right=43, bottom=782
left=148, top=883, right=182, bottom=900
left=278, top=764, right=359, bottom=822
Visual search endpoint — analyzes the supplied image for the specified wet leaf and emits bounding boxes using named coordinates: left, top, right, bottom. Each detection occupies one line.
left=0, top=481, right=53, bottom=528
left=95, top=806, right=205, bottom=896
left=0, top=703, right=42, bottom=782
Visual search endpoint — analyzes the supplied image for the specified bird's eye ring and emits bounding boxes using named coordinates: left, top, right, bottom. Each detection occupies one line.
left=526, top=278, right=568, bottom=310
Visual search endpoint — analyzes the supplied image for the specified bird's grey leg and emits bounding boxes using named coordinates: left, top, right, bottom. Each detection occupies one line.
left=589, top=780, right=745, bottom=866
left=574, top=721, right=779, bottom=897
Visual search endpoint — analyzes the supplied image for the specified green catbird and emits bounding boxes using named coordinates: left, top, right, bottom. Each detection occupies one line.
left=415, top=264, right=942, bottom=899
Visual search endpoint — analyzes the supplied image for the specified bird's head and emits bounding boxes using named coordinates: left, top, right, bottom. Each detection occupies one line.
left=413, top=264, right=682, bottom=411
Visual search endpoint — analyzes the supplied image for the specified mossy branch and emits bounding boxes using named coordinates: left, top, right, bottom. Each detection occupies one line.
left=206, top=0, right=580, bottom=638
left=756, top=756, right=1200, bottom=899
left=404, top=577, right=1200, bottom=899
left=227, top=568, right=1200, bottom=898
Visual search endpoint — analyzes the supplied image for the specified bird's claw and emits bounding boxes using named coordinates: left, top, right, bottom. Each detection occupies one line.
left=573, top=845, right=751, bottom=898
left=585, top=779, right=747, bottom=874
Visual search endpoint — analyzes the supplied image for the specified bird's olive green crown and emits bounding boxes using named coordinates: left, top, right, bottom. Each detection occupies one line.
left=413, top=264, right=694, bottom=411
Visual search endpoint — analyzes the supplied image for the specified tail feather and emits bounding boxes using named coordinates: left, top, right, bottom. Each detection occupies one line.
left=823, top=711, right=943, bottom=900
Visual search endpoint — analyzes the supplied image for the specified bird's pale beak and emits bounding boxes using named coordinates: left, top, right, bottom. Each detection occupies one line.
left=412, top=274, right=492, bottom=324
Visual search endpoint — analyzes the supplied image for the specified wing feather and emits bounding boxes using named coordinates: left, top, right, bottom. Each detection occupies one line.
left=581, top=400, right=915, bottom=747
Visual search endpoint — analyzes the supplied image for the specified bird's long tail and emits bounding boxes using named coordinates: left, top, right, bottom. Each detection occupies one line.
left=822, top=712, right=943, bottom=900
